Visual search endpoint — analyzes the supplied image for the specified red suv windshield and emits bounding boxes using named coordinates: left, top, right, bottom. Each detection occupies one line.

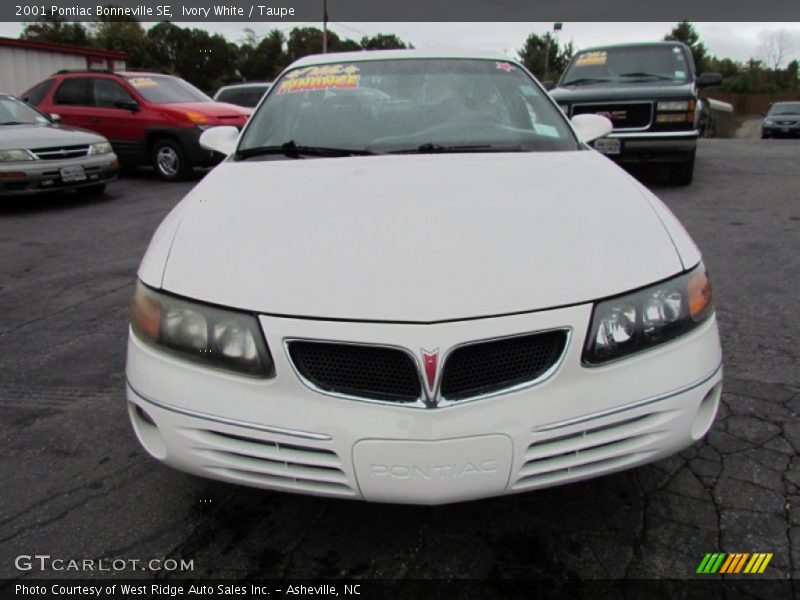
left=126, top=75, right=210, bottom=104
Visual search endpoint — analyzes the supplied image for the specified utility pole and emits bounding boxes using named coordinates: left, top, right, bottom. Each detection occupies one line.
left=322, top=0, right=328, bottom=53
left=544, top=22, right=563, bottom=82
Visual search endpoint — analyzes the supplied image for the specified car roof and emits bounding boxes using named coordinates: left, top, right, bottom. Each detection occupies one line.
left=289, top=49, right=515, bottom=69
left=575, top=41, right=688, bottom=53
left=218, top=82, right=271, bottom=90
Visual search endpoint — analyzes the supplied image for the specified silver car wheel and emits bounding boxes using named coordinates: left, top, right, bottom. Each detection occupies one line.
left=156, top=146, right=179, bottom=177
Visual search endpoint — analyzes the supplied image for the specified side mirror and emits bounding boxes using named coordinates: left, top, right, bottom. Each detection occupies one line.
left=541, top=81, right=555, bottom=91
left=114, top=100, right=140, bottom=111
left=49, top=113, right=61, bottom=123
left=571, top=114, right=613, bottom=143
left=199, top=126, right=239, bottom=156
left=697, top=72, right=722, bottom=87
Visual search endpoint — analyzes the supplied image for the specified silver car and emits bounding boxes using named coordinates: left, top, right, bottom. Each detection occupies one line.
left=0, top=94, right=119, bottom=196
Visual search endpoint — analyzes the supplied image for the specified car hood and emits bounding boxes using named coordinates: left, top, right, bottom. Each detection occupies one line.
left=152, top=151, right=685, bottom=322
left=551, top=81, right=695, bottom=103
left=0, top=124, right=106, bottom=150
left=165, top=101, right=250, bottom=118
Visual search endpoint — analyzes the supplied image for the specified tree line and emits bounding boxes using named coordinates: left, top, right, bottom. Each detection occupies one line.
left=20, top=18, right=799, bottom=95
left=21, top=17, right=410, bottom=93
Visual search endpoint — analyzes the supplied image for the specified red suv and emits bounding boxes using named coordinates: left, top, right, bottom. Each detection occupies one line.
left=23, top=71, right=250, bottom=180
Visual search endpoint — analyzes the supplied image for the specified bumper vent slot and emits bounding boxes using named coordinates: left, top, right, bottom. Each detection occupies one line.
left=514, top=409, right=677, bottom=490
left=287, top=340, right=422, bottom=403
left=440, top=330, right=568, bottom=401
left=180, top=427, right=355, bottom=496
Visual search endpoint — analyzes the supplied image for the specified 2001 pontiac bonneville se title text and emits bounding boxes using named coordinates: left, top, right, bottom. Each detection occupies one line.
left=14, top=3, right=296, bottom=18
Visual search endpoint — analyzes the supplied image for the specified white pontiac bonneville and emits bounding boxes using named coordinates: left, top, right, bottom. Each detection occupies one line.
left=126, top=50, right=722, bottom=504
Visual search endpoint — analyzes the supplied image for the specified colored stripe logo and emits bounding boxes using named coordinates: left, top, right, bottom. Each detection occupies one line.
left=696, top=552, right=773, bottom=574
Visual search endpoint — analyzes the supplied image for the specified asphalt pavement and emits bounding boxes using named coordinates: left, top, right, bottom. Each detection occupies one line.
left=1, top=140, right=798, bottom=584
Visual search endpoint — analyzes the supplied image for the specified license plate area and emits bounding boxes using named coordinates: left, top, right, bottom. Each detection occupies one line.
left=353, top=435, right=513, bottom=504
left=60, top=165, right=86, bottom=182
left=594, top=138, right=621, bottom=155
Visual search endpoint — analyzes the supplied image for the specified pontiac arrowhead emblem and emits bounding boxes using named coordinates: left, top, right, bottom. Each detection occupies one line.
left=421, top=348, right=439, bottom=392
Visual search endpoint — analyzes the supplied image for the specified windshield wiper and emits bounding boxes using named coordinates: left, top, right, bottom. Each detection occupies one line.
left=561, top=78, right=610, bottom=86
left=235, top=140, right=375, bottom=160
left=618, top=72, right=673, bottom=81
left=389, top=143, right=525, bottom=155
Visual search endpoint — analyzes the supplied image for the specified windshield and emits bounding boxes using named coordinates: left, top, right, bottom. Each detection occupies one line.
left=768, top=103, right=800, bottom=116
left=561, top=45, right=692, bottom=86
left=238, top=59, right=578, bottom=156
left=126, top=75, right=211, bottom=104
left=0, top=95, right=51, bottom=125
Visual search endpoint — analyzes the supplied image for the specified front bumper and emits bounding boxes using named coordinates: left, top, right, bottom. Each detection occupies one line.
left=603, top=130, right=698, bottom=164
left=0, top=154, right=119, bottom=196
left=762, top=124, right=800, bottom=138
left=125, top=304, right=722, bottom=504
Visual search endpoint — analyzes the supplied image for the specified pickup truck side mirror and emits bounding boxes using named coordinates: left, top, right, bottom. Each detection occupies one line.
left=114, top=99, right=140, bottom=112
left=697, top=72, right=722, bottom=87
left=541, top=81, right=555, bottom=91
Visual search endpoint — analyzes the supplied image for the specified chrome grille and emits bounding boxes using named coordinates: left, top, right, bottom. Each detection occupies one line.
left=287, top=340, right=422, bottom=403
left=30, top=145, right=90, bottom=160
left=440, top=330, right=568, bottom=401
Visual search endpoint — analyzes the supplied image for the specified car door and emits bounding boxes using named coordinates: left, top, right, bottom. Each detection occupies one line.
left=91, top=78, right=148, bottom=164
left=51, top=77, right=94, bottom=131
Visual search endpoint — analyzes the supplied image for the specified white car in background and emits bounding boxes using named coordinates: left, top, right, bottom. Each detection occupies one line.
left=126, top=50, right=722, bottom=505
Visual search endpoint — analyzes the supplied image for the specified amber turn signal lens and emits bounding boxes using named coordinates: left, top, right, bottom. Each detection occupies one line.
left=687, top=269, right=712, bottom=319
left=131, top=283, right=161, bottom=341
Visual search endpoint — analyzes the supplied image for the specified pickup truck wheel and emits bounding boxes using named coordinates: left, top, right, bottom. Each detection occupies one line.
left=669, top=151, right=695, bottom=186
left=152, top=139, right=190, bottom=181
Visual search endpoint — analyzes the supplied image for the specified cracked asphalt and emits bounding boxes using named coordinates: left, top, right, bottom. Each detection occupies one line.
left=0, top=140, right=798, bottom=584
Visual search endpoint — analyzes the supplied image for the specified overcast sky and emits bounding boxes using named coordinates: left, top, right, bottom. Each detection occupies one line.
left=1, top=21, right=798, bottom=65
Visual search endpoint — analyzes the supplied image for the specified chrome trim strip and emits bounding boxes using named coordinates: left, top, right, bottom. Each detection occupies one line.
left=573, top=101, right=654, bottom=132
left=608, top=130, right=699, bottom=139
left=531, top=362, right=723, bottom=433
left=126, top=379, right=332, bottom=441
left=283, top=338, right=429, bottom=409
left=437, top=327, right=572, bottom=407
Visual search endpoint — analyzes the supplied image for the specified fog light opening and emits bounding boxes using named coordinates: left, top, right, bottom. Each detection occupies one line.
left=691, top=383, right=722, bottom=440
left=128, top=402, right=168, bottom=459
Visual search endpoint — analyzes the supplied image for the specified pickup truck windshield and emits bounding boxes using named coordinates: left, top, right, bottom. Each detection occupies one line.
left=238, top=59, right=579, bottom=156
left=562, top=46, right=692, bottom=86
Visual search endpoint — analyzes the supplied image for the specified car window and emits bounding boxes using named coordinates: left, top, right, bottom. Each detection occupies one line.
left=0, top=95, right=51, bottom=125
left=240, top=59, right=578, bottom=155
left=54, top=78, right=93, bottom=106
left=562, top=45, right=692, bottom=85
left=216, top=88, right=241, bottom=104
left=93, top=79, right=136, bottom=108
left=22, top=79, right=55, bottom=106
left=126, top=75, right=210, bottom=104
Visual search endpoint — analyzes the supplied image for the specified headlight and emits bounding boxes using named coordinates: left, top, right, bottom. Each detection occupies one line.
left=657, top=100, right=690, bottom=111
left=764, top=119, right=774, bottom=126
left=583, top=264, right=713, bottom=365
left=130, top=281, right=274, bottom=377
left=0, top=149, right=34, bottom=162
left=89, top=142, right=112, bottom=155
